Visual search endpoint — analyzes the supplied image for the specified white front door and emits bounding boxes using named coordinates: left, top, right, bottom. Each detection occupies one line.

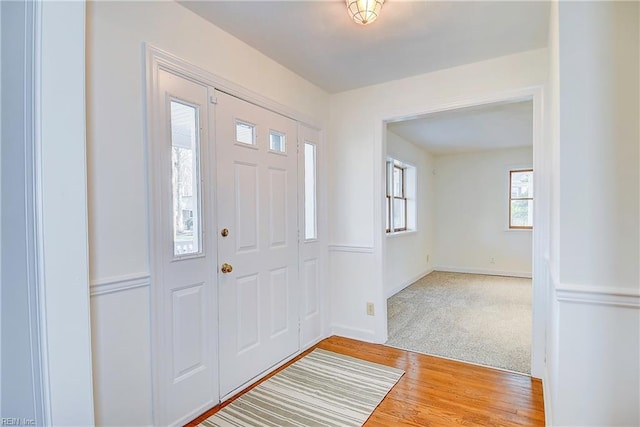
left=215, top=91, right=300, bottom=397
left=152, top=69, right=217, bottom=426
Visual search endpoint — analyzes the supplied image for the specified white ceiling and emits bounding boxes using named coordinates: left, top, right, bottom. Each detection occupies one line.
left=387, top=100, right=533, bottom=155
left=179, top=1, right=550, bottom=93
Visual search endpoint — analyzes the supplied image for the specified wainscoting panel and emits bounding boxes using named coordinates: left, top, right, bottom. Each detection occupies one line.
left=90, top=281, right=154, bottom=426
left=545, top=265, right=640, bottom=426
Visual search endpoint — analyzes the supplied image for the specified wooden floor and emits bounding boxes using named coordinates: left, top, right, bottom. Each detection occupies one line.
left=187, top=336, right=545, bottom=426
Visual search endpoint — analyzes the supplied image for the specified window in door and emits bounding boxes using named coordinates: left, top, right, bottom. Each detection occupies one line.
left=270, top=130, right=286, bottom=153
left=170, top=100, right=202, bottom=256
left=509, top=169, right=534, bottom=229
left=235, top=120, right=256, bottom=146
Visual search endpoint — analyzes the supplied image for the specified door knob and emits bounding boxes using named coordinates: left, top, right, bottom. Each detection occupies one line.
left=221, top=228, right=229, bottom=237
left=220, top=263, right=233, bottom=274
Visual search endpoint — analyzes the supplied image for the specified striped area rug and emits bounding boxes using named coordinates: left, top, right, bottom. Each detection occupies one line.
left=200, top=349, right=404, bottom=427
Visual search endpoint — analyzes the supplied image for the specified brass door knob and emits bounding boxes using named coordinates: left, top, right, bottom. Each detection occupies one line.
left=220, top=263, right=233, bottom=274
left=221, top=228, right=229, bottom=237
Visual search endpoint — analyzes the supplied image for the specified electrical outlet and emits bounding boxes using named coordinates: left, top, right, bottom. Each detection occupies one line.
left=426, top=254, right=430, bottom=263
left=489, top=257, right=496, bottom=264
left=366, top=302, right=375, bottom=316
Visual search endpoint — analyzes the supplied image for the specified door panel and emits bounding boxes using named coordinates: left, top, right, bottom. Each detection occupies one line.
left=171, top=284, right=205, bottom=379
left=269, top=168, right=288, bottom=247
left=153, top=69, right=217, bottom=426
left=234, top=162, right=259, bottom=252
left=216, top=91, right=299, bottom=397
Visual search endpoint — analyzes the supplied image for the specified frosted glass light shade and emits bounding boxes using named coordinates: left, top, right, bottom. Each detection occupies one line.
left=346, top=0, right=384, bottom=25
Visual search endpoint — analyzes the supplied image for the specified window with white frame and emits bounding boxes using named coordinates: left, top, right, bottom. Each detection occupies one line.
left=386, top=158, right=416, bottom=233
left=509, top=169, right=533, bottom=229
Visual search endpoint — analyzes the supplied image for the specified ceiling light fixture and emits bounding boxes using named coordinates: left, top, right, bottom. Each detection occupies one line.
left=346, top=0, right=384, bottom=26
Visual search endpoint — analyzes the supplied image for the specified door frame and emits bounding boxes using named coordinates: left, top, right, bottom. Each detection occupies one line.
left=376, top=86, right=547, bottom=379
left=144, top=45, right=327, bottom=425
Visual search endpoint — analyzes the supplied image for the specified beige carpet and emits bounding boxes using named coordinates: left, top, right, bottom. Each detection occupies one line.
left=386, top=271, right=532, bottom=374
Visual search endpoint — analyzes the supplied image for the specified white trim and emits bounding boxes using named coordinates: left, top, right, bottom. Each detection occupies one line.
left=381, top=86, right=542, bottom=124
left=386, top=230, right=418, bottom=238
left=543, top=365, right=554, bottom=427
left=330, top=324, right=378, bottom=343
left=145, top=45, right=323, bottom=131
left=328, top=245, right=375, bottom=253
left=555, top=284, right=640, bottom=308
left=385, top=269, right=433, bottom=298
left=90, top=274, right=151, bottom=297
left=30, top=1, right=94, bottom=423
left=435, top=266, right=533, bottom=279
left=32, top=1, right=50, bottom=422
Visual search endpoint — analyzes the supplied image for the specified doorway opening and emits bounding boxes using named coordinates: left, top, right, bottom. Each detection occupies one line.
left=379, top=90, right=546, bottom=377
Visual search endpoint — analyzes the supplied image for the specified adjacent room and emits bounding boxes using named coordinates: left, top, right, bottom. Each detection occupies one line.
left=383, top=100, right=534, bottom=374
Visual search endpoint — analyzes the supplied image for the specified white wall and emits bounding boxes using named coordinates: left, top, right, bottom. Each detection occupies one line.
left=384, top=131, right=434, bottom=297
left=329, top=48, right=548, bottom=343
left=434, top=147, right=533, bottom=277
left=558, top=2, right=639, bottom=291
left=86, top=2, right=329, bottom=425
left=545, top=2, right=640, bottom=425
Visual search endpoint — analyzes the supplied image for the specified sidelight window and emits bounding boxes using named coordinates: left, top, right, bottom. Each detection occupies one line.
left=170, top=100, right=202, bottom=256
left=304, top=142, right=317, bottom=240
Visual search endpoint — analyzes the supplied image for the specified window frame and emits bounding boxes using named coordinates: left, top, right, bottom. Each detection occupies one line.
left=303, top=141, right=318, bottom=241
left=386, top=161, right=408, bottom=233
left=169, top=98, right=204, bottom=259
left=509, top=168, right=534, bottom=230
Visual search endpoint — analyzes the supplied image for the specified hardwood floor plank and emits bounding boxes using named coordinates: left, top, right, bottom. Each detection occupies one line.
left=186, top=336, right=545, bottom=426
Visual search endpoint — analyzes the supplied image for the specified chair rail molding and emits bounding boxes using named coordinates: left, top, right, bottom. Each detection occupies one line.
left=90, top=273, right=151, bottom=297
left=555, top=284, right=640, bottom=308
left=328, top=244, right=375, bottom=253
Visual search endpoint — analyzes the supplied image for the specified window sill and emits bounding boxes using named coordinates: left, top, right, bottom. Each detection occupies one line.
left=386, top=230, right=418, bottom=238
left=504, top=228, right=533, bottom=232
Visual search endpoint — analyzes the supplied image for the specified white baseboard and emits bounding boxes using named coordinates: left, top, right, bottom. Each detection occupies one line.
left=385, top=268, right=434, bottom=298
left=543, top=365, right=553, bottom=426
left=435, top=266, right=532, bottom=278
left=330, top=324, right=377, bottom=343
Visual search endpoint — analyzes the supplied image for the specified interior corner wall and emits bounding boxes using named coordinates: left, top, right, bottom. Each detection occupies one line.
left=85, top=2, right=329, bottom=425
left=384, top=131, right=434, bottom=298
left=545, top=2, right=640, bottom=426
left=558, top=1, right=639, bottom=290
left=434, top=147, right=533, bottom=277
left=328, top=48, right=548, bottom=343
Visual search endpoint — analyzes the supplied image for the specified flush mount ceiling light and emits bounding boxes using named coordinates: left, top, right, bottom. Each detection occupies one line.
left=346, top=0, right=385, bottom=26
